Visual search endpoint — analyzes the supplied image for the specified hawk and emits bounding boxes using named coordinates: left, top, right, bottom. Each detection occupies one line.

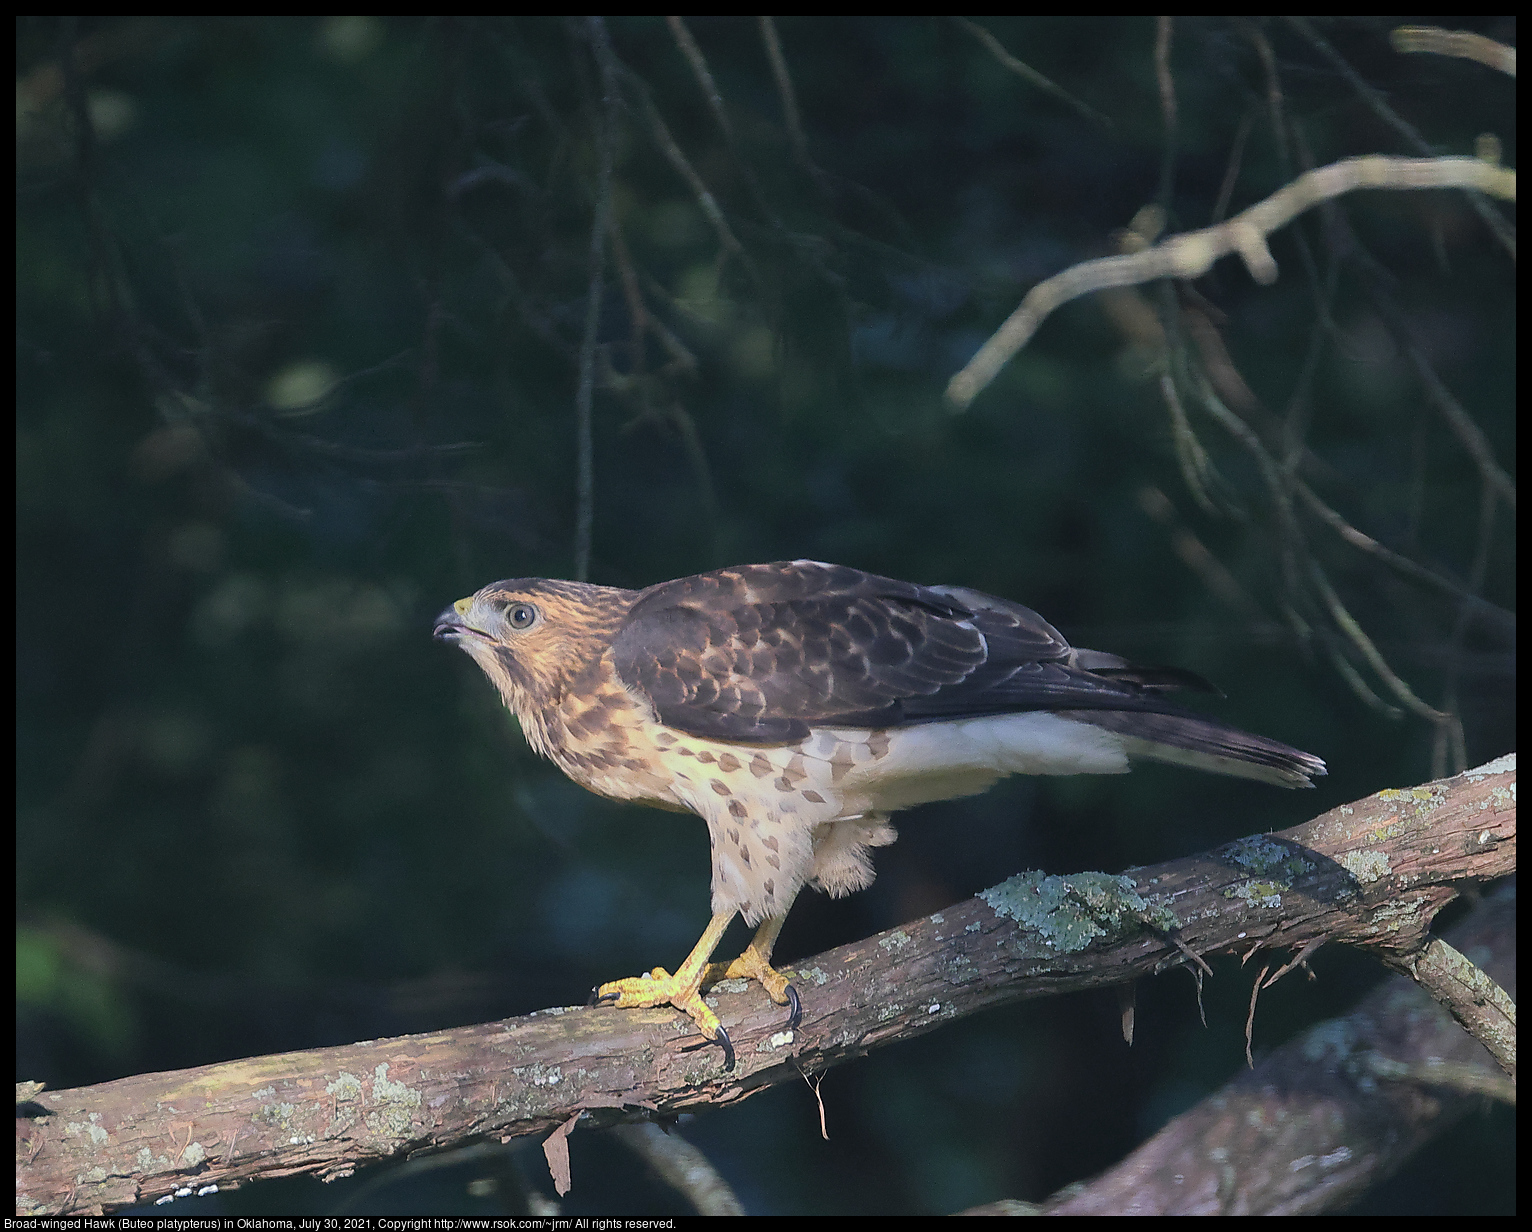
left=435, top=560, right=1324, bottom=1069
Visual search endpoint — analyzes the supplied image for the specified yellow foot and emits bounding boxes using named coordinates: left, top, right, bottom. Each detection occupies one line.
left=703, top=948, right=803, bottom=1030
left=591, top=966, right=735, bottom=1070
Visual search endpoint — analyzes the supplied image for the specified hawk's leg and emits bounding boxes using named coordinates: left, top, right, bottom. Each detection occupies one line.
left=593, top=910, right=739, bottom=1069
left=703, top=912, right=803, bottom=1030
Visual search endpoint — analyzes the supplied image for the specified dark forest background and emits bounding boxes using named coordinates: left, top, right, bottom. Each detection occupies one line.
left=16, top=16, right=1514, bottom=1215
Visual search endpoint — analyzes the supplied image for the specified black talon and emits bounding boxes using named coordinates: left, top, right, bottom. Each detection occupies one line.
left=783, top=983, right=802, bottom=1031
left=683, top=1024, right=735, bottom=1071
left=588, top=987, right=620, bottom=1006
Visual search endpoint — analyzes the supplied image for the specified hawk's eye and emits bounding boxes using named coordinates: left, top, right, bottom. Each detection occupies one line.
left=506, top=603, right=539, bottom=630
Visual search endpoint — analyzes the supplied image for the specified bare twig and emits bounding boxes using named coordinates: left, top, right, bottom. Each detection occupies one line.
left=1306, top=559, right=1450, bottom=726
left=1435, top=482, right=1500, bottom=778
left=1126, top=137, right=1512, bottom=744
left=1135, top=485, right=1269, bottom=624
left=952, top=17, right=1113, bottom=130
left=612, top=54, right=758, bottom=285
left=758, top=16, right=826, bottom=192
left=607, top=215, right=651, bottom=386
left=1336, top=229, right=1516, bottom=513
left=1158, top=372, right=1224, bottom=516
left=1246, top=31, right=1335, bottom=341
left=1391, top=24, right=1517, bottom=76
left=457, top=221, right=577, bottom=359
left=1210, top=109, right=1255, bottom=226
left=945, top=154, right=1514, bottom=410
left=1286, top=17, right=1515, bottom=260
left=1261, top=936, right=1326, bottom=991
left=1173, top=348, right=1309, bottom=622
left=1400, top=335, right=1517, bottom=512
left=1243, top=21, right=1292, bottom=171
left=666, top=15, right=777, bottom=229
left=1289, top=479, right=1515, bottom=637
left=1245, top=961, right=1271, bottom=1067
left=1154, top=16, right=1178, bottom=210
left=756, top=17, right=916, bottom=246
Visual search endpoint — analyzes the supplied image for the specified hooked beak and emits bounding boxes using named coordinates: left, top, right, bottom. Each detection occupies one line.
left=433, top=597, right=485, bottom=643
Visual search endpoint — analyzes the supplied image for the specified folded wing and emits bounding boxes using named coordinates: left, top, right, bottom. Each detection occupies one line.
left=611, top=562, right=1283, bottom=741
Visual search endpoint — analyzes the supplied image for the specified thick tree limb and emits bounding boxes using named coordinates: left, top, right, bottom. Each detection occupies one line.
left=963, top=881, right=1515, bottom=1215
left=16, top=756, right=1514, bottom=1214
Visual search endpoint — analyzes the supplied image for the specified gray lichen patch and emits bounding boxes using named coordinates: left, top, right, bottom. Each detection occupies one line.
left=979, top=870, right=1177, bottom=953
left=255, top=1101, right=298, bottom=1127
left=370, top=1062, right=416, bottom=1104
left=364, top=1062, right=422, bottom=1139
left=1225, top=880, right=1285, bottom=910
left=326, top=1072, right=363, bottom=1101
left=1375, top=784, right=1448, bottom=817
left=1337, top=848, right=1391, bottom=884
left=1224, top=835, right=1314, bottom=881
left=1464, top=752, right=1515, bottom=780
left=64, top=1113, right=110, bottom=1145
left=511, top=1063, right=564, bottom=1087
left=1369, top=896, right=1432, bottom=935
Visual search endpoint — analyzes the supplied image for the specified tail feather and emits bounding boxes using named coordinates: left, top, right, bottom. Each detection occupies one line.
left=1077, top=710, right=1326, bottom=789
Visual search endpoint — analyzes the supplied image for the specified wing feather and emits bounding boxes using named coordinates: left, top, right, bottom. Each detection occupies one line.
left=610, top=561, right=1227, bottom=743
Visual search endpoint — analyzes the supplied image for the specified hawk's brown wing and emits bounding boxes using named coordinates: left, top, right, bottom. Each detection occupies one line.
left=610, top=560, right=1218, bottom=744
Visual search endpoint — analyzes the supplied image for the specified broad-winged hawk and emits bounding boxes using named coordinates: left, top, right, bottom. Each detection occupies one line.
left=435, top=560, right=1324, bottom=1069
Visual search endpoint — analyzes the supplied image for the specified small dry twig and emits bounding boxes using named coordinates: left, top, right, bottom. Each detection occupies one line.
left=946, top=155, right=1515, bottom=410
left=952, top=17, right=1113, bottom=130
left=1390, top=24, right=1517, bottom=76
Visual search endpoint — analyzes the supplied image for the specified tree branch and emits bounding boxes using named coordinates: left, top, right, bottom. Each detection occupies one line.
left=945, top=154, right=1515, bottom=410
left=965, top=880, right=1516, bottom=1215
left=17, top=757, right=1514, bottom=1214
left=1390, top=24, right=1517, bottom=77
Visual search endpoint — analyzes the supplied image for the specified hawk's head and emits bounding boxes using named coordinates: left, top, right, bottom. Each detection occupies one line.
left=433, top=578, right=635, bottom=721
